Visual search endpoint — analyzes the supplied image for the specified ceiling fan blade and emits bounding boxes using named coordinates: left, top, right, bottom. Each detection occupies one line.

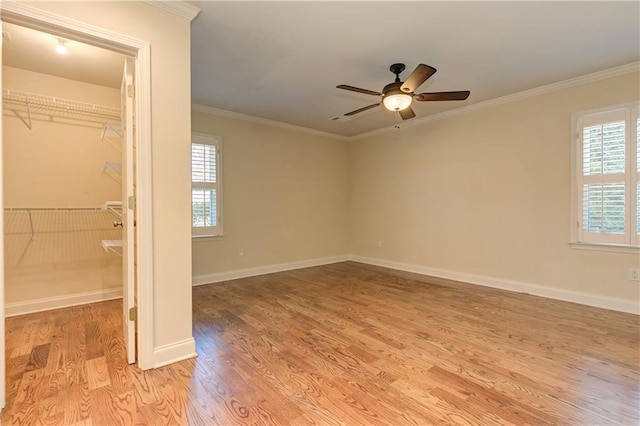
left=399, top=106, right=416, bottom=120
left=337, top=84, right=382, bottom=97
left=344, top=103, right=381, bottom=116
left=400, top=64, right=437, bottom=93
left=415, top=91, right=470, bottom=102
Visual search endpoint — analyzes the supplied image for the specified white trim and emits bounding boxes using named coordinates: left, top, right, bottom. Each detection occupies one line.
left=0, top=21, right=5, bottom=409
left=1, top=1, right=142, bottom=55
left=350, top=256, right=640, bottom=315
left=191, top=104, right=349, bottom=141
left=135, top=44, right=155, bottom=371
left=570, top=242, right=640, bottom=255
left=192, top=234, right=224, bottom=242
left=5, top=288, right=123, bottom=317
left=570, top=102, right=640, bottom=248
left=0, top=1, right=155, bottom=371
left=141, top=0, right=201, bottom=21
left=152, top=338, right=197, bottom=368
left=193, top=62, right=639, bottom=141
left=192, top=255, right=350, bottom=286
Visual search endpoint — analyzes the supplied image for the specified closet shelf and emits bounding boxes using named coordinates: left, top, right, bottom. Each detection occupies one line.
left=3, top=89, right=121, bottom=128
left=101, top=239, right=123, bottom=258
left=101, top=122, right=122, bottom=152
left=102, top=201, right=123, bottom=219
left=102, top=162, right=122, bottom=185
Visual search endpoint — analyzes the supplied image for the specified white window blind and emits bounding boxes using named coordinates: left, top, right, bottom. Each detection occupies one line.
left=582, top=121, right=625, bottom=175
left=582, top=183, right=625, bottom=234
left=192, top=134, right=222, bottom=237
left=572, top=104, right=639, bottom=248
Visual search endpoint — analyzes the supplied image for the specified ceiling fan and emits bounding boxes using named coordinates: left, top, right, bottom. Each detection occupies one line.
left=337, top=63, right=470, bottom=120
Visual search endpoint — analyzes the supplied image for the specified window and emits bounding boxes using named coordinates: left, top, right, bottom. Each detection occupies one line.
left=572, top=103, right=639, bottom=249
left=192, top=134, right=222, bottom=237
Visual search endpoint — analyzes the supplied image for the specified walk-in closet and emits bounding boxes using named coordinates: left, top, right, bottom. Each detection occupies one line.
left=2, top=23, right=128, bottom=316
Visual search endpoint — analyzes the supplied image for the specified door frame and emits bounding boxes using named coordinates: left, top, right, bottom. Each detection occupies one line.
left=0, top=1, right=155, bottom=407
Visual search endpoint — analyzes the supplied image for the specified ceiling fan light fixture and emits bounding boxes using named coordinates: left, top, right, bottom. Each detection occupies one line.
left=382, top=91, right=412, bottom=112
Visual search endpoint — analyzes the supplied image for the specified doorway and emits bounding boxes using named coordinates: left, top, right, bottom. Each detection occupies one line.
left=1, top=21, right=139, bottom=365
left=0, top=2, right=155, bottom=410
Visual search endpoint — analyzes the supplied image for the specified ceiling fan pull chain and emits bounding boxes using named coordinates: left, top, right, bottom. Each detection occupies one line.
left=393, top=111, right=402, bottom=129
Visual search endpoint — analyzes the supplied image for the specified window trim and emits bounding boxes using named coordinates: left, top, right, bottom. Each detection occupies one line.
left=191, top=133, right=223, bottom=238
left=570, top=101, right=639, bottom=251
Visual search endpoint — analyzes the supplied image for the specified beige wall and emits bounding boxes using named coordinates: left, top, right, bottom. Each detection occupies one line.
left=20, top=2, right=194, bottom=351
left=191, top=112, right=349, bottom=277
left=3, top=66, right=121, bottom=207
left=349, top=72, right=640, bottom=303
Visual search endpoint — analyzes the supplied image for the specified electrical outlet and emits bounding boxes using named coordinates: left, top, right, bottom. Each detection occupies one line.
left=630, top=268, right=640, bottom=282
left=377, top=240, right=383, bottom=248
left=238, top=248, right=244, bottom=257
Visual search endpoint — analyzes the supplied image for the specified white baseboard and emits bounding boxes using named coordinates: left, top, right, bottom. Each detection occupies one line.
left=5, top=288, right=123, bottom=317
left=152, top=337, right=197, bottom=368
left=192, top=255, right=350, bottom=286
left=350, top=255, right=640, bottom=315
left=193, top=254, right=639, bottom=314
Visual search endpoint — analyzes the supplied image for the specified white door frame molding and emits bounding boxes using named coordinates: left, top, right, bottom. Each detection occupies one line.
left=0, top=2, right=155, bottom=403
left=0, top=19, right=5, bottom=411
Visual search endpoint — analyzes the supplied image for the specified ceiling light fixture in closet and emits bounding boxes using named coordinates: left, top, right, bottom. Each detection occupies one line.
left=55, top=39, right=68, bottom=55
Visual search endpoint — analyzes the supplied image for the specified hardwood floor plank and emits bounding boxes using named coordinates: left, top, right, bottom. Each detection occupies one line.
left=89, top=386, right=134, bottom=425
left=87, top=356, right=111, bottom=390
left=84, top=321, right=104, bottom=360
left=62, top=384, right=91, bottom=424
left=25, top=343, right=51, bottom=372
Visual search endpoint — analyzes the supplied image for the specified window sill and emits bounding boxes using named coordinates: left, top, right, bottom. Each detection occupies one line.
left=570, top=242, right=640, bottom=254
left=192, top=234, right=224, bottom=242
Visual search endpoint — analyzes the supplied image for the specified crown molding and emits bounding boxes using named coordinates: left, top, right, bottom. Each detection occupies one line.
left=352, top=61, right=640, bottom=140
left=141, top=0, right=200, bottom=21
left=191, top=104, right=349, bottom=141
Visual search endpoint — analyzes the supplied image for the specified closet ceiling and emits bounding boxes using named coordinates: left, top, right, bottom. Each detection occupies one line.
left=2, top=22, right=124, bottom=89
left=189, top=1, right=640, bottom=137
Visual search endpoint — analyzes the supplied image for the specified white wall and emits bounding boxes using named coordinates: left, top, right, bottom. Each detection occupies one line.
left=349, top=71, right=640, bottom=308
left=191, top=111, right=349, bottom=279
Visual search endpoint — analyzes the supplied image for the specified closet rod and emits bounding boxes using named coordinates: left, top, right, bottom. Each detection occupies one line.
left=4, top=207, right=107, bottom=212
left=2, top=89, right=120, bottom=121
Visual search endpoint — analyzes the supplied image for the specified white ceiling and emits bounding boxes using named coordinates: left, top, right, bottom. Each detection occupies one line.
left=2, top=2, right=638, bottom=138
left=189, top=1, right=639, bottom=137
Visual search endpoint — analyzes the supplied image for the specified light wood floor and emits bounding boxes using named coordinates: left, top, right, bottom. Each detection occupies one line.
left=3, top=262, right=639, bottom=425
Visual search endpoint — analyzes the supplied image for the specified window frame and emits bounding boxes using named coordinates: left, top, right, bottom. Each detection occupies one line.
left=191, top=133, right=223, bottom=238
left=570, top=102, right=639, bottom=252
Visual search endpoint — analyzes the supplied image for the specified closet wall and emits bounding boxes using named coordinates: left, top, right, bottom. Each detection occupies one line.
left=3, top=65, right=122, bottom=307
